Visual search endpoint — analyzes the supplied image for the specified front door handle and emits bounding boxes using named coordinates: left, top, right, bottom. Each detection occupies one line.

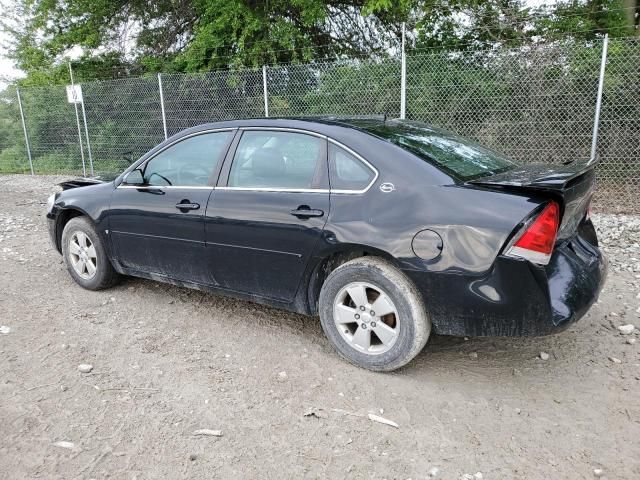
left=290, top=205, right=324, bottom=219
left=175, top=200, right=200, bottom=212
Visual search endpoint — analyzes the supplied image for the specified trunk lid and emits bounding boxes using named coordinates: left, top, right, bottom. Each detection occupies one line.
left=469, top=160, right=597, bottom=240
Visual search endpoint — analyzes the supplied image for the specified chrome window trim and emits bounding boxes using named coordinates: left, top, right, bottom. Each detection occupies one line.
left=327, top=138, right=379, bottom=195
left=232, top=128, right=379, bottom=195
left=216, top=187, right=330, bottom=193
left=119, top=128, right=236, bottom=188
left=238, top=126, right=327, bottom=139
left=118, top=126, right=380, bottom=195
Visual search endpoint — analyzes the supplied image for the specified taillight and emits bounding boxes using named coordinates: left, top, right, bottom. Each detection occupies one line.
left=505, top=202, right=560, bottom=265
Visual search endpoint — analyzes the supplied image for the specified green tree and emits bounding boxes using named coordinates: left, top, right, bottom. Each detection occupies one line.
left=415, top=0, right=637, bottom=50
left=2, top=0, right=416, bottom=82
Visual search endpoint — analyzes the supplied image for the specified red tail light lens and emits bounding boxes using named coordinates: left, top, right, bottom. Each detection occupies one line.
left=506, top=202, right=560, bottom=265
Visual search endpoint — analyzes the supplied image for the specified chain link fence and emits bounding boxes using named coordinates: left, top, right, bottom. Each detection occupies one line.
left=0, top=38, right=637, bottom=212
left=597, top=38, right=640, bottom=212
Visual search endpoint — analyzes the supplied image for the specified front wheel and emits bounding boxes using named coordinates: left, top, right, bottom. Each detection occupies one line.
left=61, top=217, right=120, bottom=290
left=319, top=257, right=430, bottom=371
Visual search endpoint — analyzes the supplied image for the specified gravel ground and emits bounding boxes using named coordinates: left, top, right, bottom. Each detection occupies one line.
left=1, top=174, right=639, bottom=480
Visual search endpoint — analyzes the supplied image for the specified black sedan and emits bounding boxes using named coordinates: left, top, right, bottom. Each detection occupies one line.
left=47, top=118, right=607, bottom=371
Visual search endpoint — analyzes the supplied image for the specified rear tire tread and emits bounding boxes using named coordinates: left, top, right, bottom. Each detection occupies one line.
left=319, top=256, right=430, bottom=372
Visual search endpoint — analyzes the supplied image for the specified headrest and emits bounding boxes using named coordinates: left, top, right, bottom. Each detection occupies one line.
left=252, top=148, right=286, bottom=178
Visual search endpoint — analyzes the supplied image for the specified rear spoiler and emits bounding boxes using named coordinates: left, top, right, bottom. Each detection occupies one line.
left=468, top=157, right=599, bottom=193
left=470, top=158, right=598, bottom=241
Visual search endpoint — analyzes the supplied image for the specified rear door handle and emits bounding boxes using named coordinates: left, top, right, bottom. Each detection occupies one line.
left=175, top=201, right=200, bottom=211
left=290, top=206, right=324, bottom=218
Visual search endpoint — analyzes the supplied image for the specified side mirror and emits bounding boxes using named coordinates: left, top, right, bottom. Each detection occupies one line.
left=125, top=169, right=145, bottom=185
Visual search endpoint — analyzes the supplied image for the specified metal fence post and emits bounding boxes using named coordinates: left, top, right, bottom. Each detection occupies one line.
left=400, top=22, right=407, bottom=120
left=590, top=34, right=609, bottom=163
left=263, top=65, right=269, bottom=118
left=80, top=97, right=94, bottom=176
left=158, top=73, right=168, bottom=140
left=68, top=62, right=87, bottom=177
left=16, top=87, right=34, bottom=175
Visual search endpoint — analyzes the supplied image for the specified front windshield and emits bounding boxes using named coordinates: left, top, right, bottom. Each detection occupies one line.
left=355, top=120, right=517, bottom=181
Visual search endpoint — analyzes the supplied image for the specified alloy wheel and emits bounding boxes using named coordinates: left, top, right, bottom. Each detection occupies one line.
left=333, top=281, right=400, bottom=355
left=68, top=231, right=98, bottom=280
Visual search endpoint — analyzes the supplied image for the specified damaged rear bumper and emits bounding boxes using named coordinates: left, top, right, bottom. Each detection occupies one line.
left=405, top=233, right=607, bottom=337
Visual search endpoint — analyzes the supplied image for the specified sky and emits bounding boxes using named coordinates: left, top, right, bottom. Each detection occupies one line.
left=0, top=0, right=23, bottom=89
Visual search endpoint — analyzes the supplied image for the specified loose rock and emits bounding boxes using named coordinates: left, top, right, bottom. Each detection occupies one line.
left=0, top=325, right=10, bottom=334
left=593, top=468, right=604, bottom=477
left=52, top=441, right=76, bottom=450
left=192, top=429, right=223, bottom=437
left=461, top=473, right=483, bottom=480
left=77, top=364, right=93, bottom=373
left=303, top=407, right=328, bottom=419
left=627, top=338, right=636, bottom=345
left=617, top=324, right=635, bottom=335
left=608, top=357, right=622, bottom=364
left=427, top=466, right=440, bottom=477
left=540, top=352, right=550, bottom=360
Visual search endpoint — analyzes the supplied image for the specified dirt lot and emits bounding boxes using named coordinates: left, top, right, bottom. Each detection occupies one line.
left=1, top=174, right=639, bottom=480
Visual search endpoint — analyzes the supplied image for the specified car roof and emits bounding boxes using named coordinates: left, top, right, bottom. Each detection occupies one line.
left=175, top=116, right=389, bottom=138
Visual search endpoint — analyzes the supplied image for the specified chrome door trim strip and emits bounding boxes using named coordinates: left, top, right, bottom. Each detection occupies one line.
left=206, top=241, right=303, bottom=257
left=111, top=230, right=205, bottom=244
left=117, top=185, right=215, bottom=190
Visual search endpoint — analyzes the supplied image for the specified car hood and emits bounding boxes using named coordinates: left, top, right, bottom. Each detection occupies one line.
left=59, top=173, right=119, bottom=190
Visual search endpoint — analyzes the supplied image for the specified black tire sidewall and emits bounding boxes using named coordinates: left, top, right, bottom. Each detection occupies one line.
left=61, top=217, right=114, bottom=290
left=319, top=258, right=429, bottom=371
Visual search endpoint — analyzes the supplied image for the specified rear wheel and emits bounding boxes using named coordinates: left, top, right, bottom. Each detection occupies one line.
left=319, top=257, right=430, bottom=371
left=61, top=217, right=120, bottom=290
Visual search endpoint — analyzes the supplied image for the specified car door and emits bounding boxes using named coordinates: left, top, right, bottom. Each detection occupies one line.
left=204, top=128, right=330, bottom=301
left=109, top=129, right=235, bottom=284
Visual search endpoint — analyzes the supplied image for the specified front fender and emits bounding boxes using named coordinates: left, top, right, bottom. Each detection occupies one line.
left=47, top=182, right=115, bottom=258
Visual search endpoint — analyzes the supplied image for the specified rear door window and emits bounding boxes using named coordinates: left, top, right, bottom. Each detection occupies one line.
left=228, top=131, right=325, bottom=189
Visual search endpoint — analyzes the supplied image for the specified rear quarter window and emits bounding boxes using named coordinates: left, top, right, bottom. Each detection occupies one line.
left=329, top=144, right=376, bottom=191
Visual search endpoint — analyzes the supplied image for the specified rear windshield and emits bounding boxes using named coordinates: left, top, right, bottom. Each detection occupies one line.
left=355, top=120, right=517, bottom=181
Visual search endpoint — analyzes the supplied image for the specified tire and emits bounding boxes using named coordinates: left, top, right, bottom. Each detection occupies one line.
left=61, top=216, right=120, bottom=290
left=319, top=256, right=430, bottom=372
